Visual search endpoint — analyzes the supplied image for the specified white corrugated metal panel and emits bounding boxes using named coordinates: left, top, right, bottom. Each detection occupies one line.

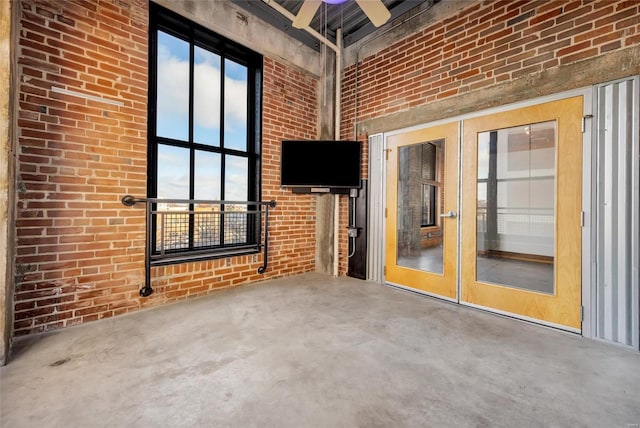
left=595, top=77, right=639, bottom=349
left=367, top=134, right=385, bottom=283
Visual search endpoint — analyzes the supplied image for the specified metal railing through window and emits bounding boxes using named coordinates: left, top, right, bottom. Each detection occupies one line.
left=121, top=196, right=276, bottom=297
left=477, top=206, right=554, bottom=236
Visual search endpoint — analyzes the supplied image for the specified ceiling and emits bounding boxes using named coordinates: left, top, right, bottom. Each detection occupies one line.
left=232, top=0, right=434, bottom=51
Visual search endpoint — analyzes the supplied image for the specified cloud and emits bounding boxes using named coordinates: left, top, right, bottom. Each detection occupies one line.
left=224, top=156, right=248, bottom=201
left=156, top=40, right=247, bottom=136
left=156, top=147, right=249, bottom=202
left=195, top=152, right=221, bottom=200
left=154, top=33, right=250, bottom=203
left=157, top=173, right=189, bottom=199
left=223, top=73, right=247, bottom=132
left=157, top=146, right=189, bottom=199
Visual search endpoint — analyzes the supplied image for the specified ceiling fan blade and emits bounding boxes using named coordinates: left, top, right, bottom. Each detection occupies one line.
left=354, top=0, right=391, bottom=27
left=292, top=0, right=322, bottom=29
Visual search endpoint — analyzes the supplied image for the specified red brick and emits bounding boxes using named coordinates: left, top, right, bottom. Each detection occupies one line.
left=560, top=47, right=600, bottom=65
left=530, top=6, right=562, bottom=26
left=575, top=6, right=616, bottom=26
left=594, top=7, right=638, bottom=28
left=557, top=40, right=593, bottom=57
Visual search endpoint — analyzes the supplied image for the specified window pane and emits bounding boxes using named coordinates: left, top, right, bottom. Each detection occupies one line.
left=194, top=46, right=221, bottom=146
left=476, top=121, right=556, bottom=294
left=224, top=155, right=248, bottom=201
left=224, top=59, right=247, bottom=151
left=224, top=155, right=248, bottom=245
left=194, top=151, right=222, bottom=248
left=156, top=31, right=189, bottom=141
left=157, top=144, right=189, bottom=199
left=194, top=150, right=221, bottom=200
left=422, top=143, right=436, bottom=180
left=157, top=144, right=190, bottom=251
left=422, top=184, right=436, bottom=227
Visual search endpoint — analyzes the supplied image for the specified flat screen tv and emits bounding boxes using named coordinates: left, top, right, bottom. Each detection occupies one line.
left=280, top=140, right=361, bottom=191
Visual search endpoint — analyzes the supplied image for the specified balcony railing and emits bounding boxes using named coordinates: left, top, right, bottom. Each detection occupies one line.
left=477, top=207, right=554, bottom=236
left=121, top=196, right=276, bottom=297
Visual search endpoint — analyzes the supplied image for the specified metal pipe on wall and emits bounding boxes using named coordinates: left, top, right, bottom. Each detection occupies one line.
left=333, top=27, right=342, bottom=277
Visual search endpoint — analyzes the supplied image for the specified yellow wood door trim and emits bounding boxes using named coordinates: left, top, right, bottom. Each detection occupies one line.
left=461, top=96, right=583, bottom=329
left=385, top=121, right=458, bottom=299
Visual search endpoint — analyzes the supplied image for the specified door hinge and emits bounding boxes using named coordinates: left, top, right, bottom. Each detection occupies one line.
left=581, top=211, right=585, bottom=227
left=384, top=148, right=391, bottom=160
left=581, top=114, right=593, bottom=133
left=384, top=265, right=386, bottom=275
left=581, top=305, right=585, bottom=322
left=385, top=207, right=387, bottom=218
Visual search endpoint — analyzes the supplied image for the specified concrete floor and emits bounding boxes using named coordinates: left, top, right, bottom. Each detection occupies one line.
left=2, top=273, right=639, bottom=427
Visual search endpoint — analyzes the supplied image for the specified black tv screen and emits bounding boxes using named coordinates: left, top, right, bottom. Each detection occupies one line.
left=280, top=140, right=361, bottom=189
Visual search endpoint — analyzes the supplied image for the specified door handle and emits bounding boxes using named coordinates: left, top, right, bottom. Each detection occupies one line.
left=439, top=210, right=457, bottom=218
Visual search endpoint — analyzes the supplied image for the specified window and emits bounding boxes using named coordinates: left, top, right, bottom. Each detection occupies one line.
left=422, top=184, right=436, bottom=227
left=149, top=4, right=262, bottom=257
left=421, top=143, right=439, bottom=227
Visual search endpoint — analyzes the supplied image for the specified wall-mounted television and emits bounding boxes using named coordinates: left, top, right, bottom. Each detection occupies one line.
left=280, top=140, right=362, bottom=193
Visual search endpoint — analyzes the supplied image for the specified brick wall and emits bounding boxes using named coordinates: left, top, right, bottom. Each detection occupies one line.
left=257, top=56, right=318, bottom=277
left=14, top=0, right=319, bottom=336
left=14, top=0, right=149, bottom=335
left=341, top=0, right=640, bottom=131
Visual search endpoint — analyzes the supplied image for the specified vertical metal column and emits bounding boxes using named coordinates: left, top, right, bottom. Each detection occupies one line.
left=367, top=134, right=385, bottom=283
left=141, top=200, right=153, bottom=297
left=595, top=77, right=639, bottom=349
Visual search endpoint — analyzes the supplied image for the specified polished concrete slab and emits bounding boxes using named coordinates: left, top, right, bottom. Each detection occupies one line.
left=2, top=273, right=639, bottom=427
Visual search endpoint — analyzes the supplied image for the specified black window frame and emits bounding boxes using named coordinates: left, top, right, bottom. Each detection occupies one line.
left=422, top=183, right=437, bottom=227
left=421, top=142, right=438, bottom=228
left=148, top=3, right=263, bottom=258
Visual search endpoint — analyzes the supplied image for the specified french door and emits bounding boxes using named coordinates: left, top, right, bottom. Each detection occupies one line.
left=385, top=97, right=583, bottom=330
left=461, top=97, right=583, bottom=329
left=385, top=122, right=459, bottom=299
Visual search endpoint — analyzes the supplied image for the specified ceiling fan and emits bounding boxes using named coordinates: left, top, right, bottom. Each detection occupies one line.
left=292, top=0, right=392, bottom=29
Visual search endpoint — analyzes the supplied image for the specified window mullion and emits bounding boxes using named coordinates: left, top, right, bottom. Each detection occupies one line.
left=220, top=57, right=226, bottom=199
left=247, top=68, right=258, bottom=244
left=219, top=57, right=226, bottom=246
left=188, top=41, right=196, bottom=250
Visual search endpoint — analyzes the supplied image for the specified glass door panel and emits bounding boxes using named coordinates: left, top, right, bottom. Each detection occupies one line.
left=397, top=140, right=444, bottom=274
left=476, top=121, right=556, bottom=294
